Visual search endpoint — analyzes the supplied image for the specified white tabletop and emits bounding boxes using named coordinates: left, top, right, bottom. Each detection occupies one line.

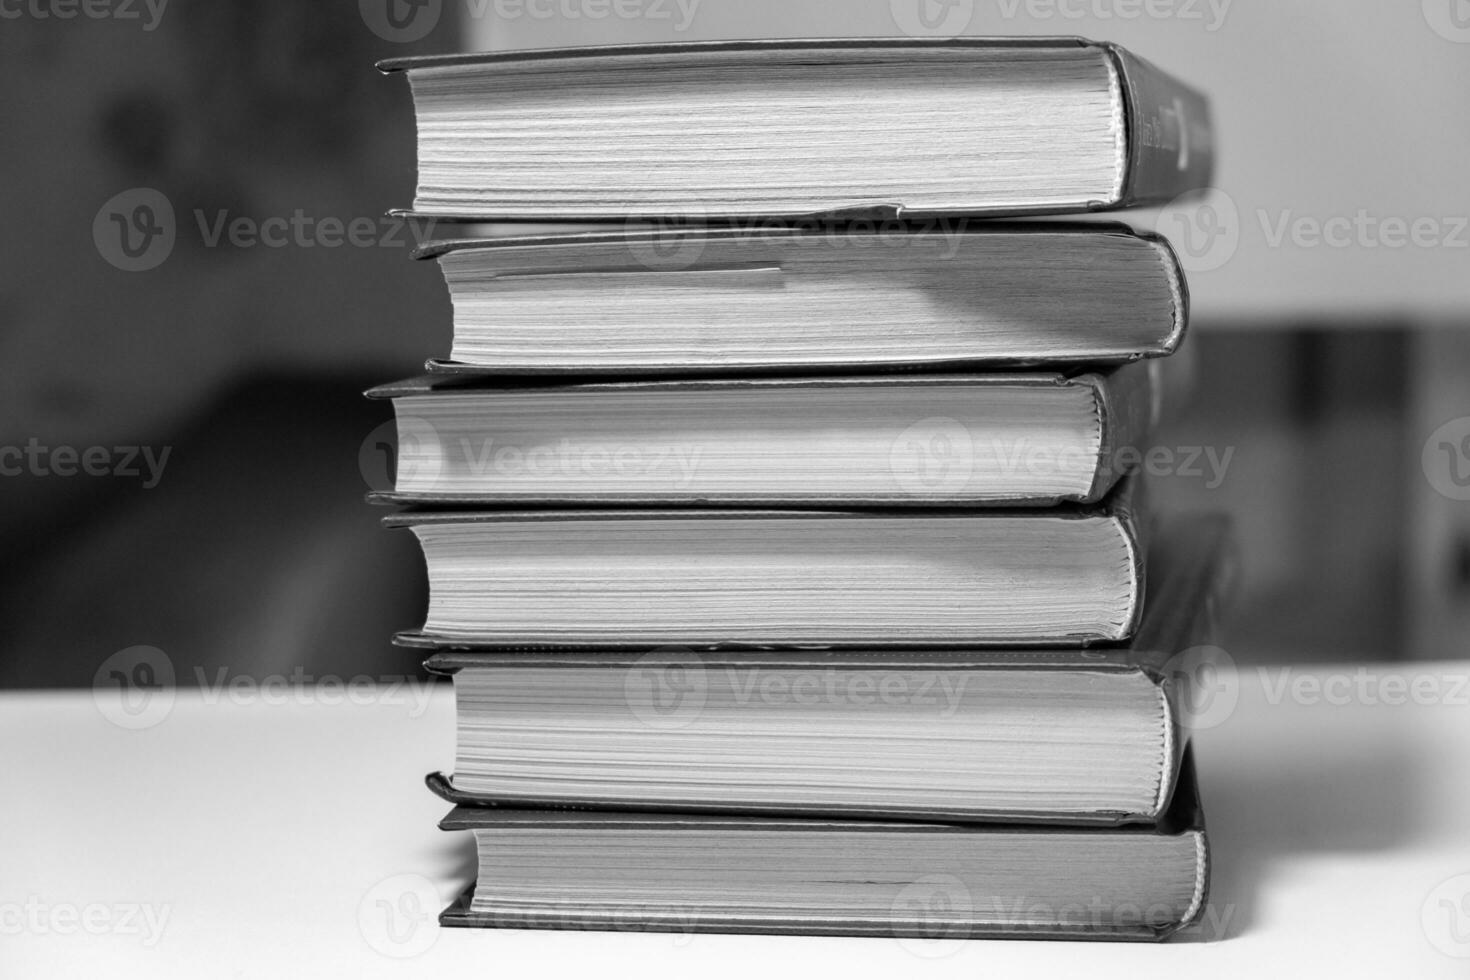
left=5, top=662, right=1468, bottom=978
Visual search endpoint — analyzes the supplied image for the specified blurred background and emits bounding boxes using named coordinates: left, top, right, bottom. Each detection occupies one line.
left=2, top=0, right=1467, bottom=688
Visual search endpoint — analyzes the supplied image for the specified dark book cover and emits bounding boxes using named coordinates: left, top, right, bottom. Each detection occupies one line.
left=435, top=749, right=1209, bottom=942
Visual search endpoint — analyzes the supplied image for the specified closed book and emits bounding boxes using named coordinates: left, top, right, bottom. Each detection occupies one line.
left=437, top=751, right=1209, bottom=942
left=380, top=37, right=1213, bottom=220
left=386, top=477, right=1147, bottom=649
left=412, top=224, right=1186, bottom=375
left=366, top=367, right=1155, bottom=507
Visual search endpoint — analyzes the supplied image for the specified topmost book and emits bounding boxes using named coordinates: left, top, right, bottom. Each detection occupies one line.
left=381, top=38, right=1213, bottom=221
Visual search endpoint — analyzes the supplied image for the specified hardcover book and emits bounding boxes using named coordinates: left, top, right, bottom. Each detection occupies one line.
left=437, top=752, right=1209, bottom=942
left=412, top=224, right=1187, bottom=375
left=380, top=38, right=1213, bottom=220
left=386, top=477, right=1147, bottom=649
left=366, top=366, right=1155, bottom=507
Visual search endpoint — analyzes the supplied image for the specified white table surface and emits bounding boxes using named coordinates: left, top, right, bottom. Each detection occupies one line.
left=5, top=662, right=1469, bottom=978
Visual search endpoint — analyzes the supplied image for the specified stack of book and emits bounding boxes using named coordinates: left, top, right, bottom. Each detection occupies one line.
left=373, top=38, right=1228, bottom=942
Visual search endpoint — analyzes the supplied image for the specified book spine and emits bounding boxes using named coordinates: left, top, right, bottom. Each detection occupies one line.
left=1107, top=472, right=1150, bottom=644
left=1143, top=233, right=1191, bottom=356
left=1085, top=363, right=1156, bottom=504
left=1107, top=46, right=1216, bottom=207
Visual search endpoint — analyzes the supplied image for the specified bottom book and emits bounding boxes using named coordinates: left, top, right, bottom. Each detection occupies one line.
left=437, top=753, right=1208, bottom=942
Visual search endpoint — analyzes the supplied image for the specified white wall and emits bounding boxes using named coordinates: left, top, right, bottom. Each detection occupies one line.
left=470, top=0, right=1470, bottom=324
